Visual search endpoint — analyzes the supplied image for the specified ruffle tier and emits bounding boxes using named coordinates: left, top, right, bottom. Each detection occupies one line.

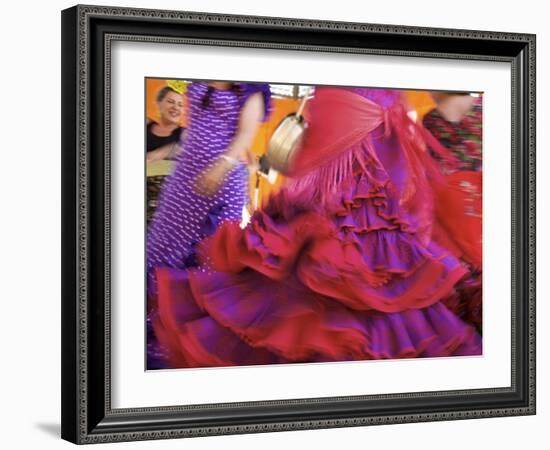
left=154, top=268, right=480, bottom=367
left=199, top=170, right=468, bottom=314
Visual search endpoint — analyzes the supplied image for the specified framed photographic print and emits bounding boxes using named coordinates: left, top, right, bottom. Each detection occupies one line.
left=61, top=4, right=536, bottom=444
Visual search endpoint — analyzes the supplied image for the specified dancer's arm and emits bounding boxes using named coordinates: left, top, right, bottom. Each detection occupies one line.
left=224, top=92, right=265, bottom=161
left=195, top=92, right=264, bottom=197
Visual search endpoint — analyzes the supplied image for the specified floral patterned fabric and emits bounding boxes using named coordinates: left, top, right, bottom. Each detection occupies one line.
left=422, top=96, right=482, bottom=174
left=423, top=95, right=483, bottom=333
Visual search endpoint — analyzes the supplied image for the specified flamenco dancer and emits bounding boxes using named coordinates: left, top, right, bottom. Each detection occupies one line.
left=150, top=86, right=482, bottom=369
left=423, top=91, right=483, bottom=331
left=146, top=81, right=272, bottom=368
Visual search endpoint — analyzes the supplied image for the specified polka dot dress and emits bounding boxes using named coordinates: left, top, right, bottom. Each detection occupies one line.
left=147, top=82, right=271, bottom=293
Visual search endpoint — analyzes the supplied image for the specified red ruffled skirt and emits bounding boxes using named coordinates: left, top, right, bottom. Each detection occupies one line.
left=430, top=170, right=482, bottom=330
left=432, top=171, right=482, bottom=269
left=151, top=166, right=482, bottom=368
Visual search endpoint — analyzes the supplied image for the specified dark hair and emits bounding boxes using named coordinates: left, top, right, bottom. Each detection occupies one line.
left=438, top=90, right=473, bottom=96
left=201, top=83, right=241, bottom=109
left=201, top=86, right=215, bottom=109
left=156, top=86, right=179, bottom=103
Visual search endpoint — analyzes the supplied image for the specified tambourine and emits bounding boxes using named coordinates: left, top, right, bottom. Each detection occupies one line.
left=266, top=91, right=310, bottom=175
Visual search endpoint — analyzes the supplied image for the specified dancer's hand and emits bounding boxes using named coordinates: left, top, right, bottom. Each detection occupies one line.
left=194, top=158, right=232, bottom=197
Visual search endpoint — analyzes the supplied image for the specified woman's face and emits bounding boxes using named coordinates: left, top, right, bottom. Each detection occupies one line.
left=158, top=91, right=184, bottom=125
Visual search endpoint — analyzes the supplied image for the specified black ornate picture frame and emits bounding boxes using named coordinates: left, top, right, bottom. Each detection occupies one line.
left=61, top=4, right=536, bottom=444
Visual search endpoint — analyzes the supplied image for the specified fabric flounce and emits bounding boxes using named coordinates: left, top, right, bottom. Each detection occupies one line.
left=154, top=268, right=480, bottom=368
left=199, top=167, right=468, bottom=314
left=151, top=169, right=478, bottom=367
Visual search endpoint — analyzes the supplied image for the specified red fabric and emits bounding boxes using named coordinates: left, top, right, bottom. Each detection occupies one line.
left=288, top=88, right=460, bottom=247
left=291, top=87, right=458, bottom=188
left=290, top=88, right=386, bottom=176
left=432, top=171, right=482, bottom=269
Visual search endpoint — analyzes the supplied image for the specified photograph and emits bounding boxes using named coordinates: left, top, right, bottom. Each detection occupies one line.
left=145, top=79, right=483, bottom=370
